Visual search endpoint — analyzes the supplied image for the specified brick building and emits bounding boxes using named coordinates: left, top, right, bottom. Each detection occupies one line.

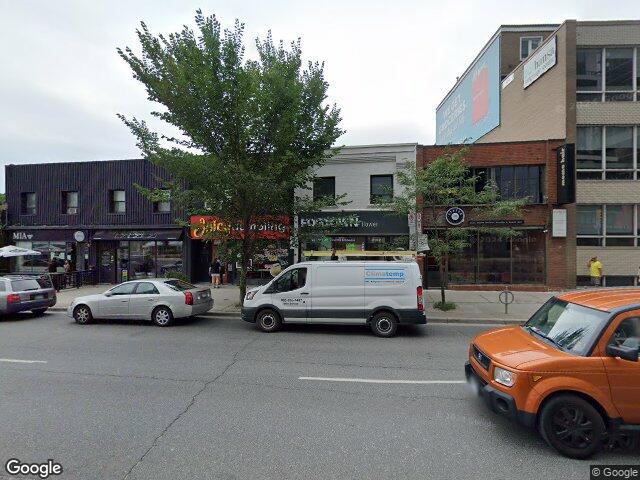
left=419, top=140, right=570, bottom=290
left=434, top=20, right=640, bottom=288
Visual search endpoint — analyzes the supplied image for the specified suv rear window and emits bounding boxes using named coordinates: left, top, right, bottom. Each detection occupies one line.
left=11, top=279, right=42, bottom=291
left=164, top=279, right=196, bottom=292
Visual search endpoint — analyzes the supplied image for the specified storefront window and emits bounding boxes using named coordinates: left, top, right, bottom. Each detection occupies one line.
left=448, top=234, right=476, bottom=284
left=478, top=234, right=511, bottom=284
left=512, top=231, right=545, bottom=284
left=15, top=241, right=73, bottom=273
left=157, top=241, right=183, bottom=276
left=130, top=241, right=155, bottom=279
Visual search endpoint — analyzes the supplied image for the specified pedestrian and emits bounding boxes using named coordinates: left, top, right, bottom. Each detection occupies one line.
left=588, top=256, right=603, bottom=287
left=64, top=260, right=71, bottom=274
left=330, top=248, right=338, bottom=261
left=209, top=258, right=221, bottom=288
left=47, top=258, right=57, bottom=273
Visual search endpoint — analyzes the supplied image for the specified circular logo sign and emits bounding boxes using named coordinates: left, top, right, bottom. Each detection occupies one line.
left=445, top=207, right=465, bottom=226
left=73, top=231, right=85, bottom=242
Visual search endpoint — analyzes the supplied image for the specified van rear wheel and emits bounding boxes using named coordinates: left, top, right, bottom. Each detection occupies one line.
left=256, top=309, right=282, bottom=333
left=370, top=311, right=398, bottom=338
left=539, top=394, right=605, bottom=459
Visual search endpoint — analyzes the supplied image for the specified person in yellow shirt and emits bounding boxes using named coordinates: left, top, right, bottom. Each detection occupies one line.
left=588, top=256, right=603, bottom=287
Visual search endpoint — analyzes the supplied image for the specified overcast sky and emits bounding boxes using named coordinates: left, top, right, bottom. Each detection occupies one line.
left=1, top=0, right=639, bottom=190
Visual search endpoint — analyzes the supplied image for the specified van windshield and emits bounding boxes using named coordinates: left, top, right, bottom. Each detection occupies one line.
left=524, top=298, right=609, bottom=356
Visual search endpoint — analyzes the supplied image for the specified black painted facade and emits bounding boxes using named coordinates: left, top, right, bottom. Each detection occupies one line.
left=5, top=159, right=211, bottom=283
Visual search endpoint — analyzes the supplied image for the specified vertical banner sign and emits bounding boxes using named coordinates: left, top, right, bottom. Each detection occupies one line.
left=556, top=144, right=576, bottom=204
left=552, top=209, right=567, bottom=238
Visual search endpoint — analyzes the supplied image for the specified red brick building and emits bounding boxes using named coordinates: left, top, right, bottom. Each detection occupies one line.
left=419, top=140, right=575, bottom=290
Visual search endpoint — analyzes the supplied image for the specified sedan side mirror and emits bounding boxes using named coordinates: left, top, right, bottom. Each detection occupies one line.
left=606, top=344, right=639, bottom=362
left=104, top=291, right=113, bottom=297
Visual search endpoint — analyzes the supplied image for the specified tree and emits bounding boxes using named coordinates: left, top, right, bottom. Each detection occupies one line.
left=384, top=147, right=524, bottom=306
left=117, top=10, right=343, bottom=302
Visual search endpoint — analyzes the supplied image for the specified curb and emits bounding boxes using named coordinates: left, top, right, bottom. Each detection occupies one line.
left=49, top=308, right=524, bottom=325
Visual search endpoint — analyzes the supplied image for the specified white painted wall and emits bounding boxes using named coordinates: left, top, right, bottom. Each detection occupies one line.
left=297, top=143, right=417, bottom=211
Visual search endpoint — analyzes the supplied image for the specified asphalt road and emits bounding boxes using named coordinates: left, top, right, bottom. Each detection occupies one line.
left=0, top=311, right=636, bottom=480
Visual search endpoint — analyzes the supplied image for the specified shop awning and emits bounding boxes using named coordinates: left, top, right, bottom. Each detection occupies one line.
left=92, top=230, right=183, bottom=241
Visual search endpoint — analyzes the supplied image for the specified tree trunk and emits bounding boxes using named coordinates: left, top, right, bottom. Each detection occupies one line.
left=439, top=258, right=446, bottom=305
left=239, top=237, right=249, bottom=305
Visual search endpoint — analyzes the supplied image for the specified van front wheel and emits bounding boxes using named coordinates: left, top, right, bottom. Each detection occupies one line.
left=370, top=311, right=398, bottom=338
left=256, top=309, right=282, bottom=333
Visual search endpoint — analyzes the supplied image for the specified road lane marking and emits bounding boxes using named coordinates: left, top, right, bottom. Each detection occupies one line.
left=0, top=358, right=47, bottom=364
left=299, top=376, right=465, bottom=384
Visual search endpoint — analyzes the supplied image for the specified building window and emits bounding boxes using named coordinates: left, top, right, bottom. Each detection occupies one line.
left=62, top=191, right=78, bottom=215
left=370, top=175, right=393, bottom=203
left=577, top=47, right=638, bottom=102
left=472, top=166, right=544, bottom=203
left=153, top=190, right=171, bottom=213
left=109, top=190, right=126, bottom=214
left=520, top=36, right=542, bottom=61
left=313, top=177, right=336, bottom=202
left=577, top=204, right=636, bottom=246
left=20, top=192, right=36, bottom=215
left=577, top=126, right=639, bottom=180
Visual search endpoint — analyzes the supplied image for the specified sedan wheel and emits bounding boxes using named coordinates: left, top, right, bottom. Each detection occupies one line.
left=152, top=306, right=173, bottom=327
left=73, top=305, right=93, bottom=325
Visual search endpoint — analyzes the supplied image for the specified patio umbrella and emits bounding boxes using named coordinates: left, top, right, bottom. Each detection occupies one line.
left=0, top=245, right=42, bottom=257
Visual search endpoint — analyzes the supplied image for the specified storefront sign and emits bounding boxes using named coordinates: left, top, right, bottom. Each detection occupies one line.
left=556, top=143, right=576, bottom=204
left=468, top=219, right=524, bottom=227
left=299, top=211, right=409, bottom=235
left=73, top=231, right=86, bottom=242
left=523, top=36, right=556, bottom=89
left=9, top=230, right=78, bottom=242
left=552, top=209, right=567, bottom=237
left=92, top=230, right=182, bottom=241
left=190, top=215, right=291, bottom=240
left=445, top=207, right=465, bottom=226
left=12, top=232, right=34, bottom=241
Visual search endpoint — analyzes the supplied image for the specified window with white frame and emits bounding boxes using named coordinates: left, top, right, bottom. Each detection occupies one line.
left=576, top=126, right=639, bottom=180
left=577, top=47, right=638, bottom=102
left=520, top=36, right=543, bottom=61
left=577, top=204, right=636, bottom=246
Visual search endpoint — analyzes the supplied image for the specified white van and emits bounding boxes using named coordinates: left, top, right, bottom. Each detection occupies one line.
left=241, top=261, right=426, bottom=337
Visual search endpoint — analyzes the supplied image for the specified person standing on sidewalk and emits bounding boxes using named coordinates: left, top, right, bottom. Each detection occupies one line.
left=588, top=256, right=603, bottom=287
left=209, top=258, right=222, bottom=288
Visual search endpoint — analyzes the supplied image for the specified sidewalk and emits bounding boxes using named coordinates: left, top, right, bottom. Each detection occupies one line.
left=51, top=283, right=555, bottom=324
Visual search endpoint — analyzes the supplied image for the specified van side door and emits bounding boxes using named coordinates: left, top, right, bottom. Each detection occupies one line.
left=598, top=310, right=640, bottom=423
left=269, top=267, right=310, bottom=323
left=309, top=264, right=365, bottom=324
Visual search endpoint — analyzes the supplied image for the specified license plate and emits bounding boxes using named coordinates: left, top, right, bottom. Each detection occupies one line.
left=32, top=294, right=45, bottom=300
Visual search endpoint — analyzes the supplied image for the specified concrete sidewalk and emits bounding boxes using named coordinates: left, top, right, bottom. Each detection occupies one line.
left=51, top=283, right=556, bottom=324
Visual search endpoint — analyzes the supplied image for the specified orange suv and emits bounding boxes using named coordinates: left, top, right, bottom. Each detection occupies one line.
left=466, top=289, right=640, bottom=459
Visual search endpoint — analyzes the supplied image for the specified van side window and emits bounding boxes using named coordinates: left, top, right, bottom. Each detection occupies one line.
left=609, top=317, right=640, bottom=349
left=275, top=268, right=307, bottom=293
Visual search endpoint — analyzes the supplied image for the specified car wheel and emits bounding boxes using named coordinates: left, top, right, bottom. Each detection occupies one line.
left=152, top=306, right=173, bottom=327
left=539, top=394, right=605, bottom=459
left=370, top=311, right=398, bottom=337
left=73, top=305, right=93, bottom=325
left=256, top=309, right=281, bottom=333
left=31, top=308, right=48, bottom=315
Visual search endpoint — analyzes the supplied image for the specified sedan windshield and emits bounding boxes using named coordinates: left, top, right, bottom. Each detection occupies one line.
left=524, top=298, right=609, bottom=356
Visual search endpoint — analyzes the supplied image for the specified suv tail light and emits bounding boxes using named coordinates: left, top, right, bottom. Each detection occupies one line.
left=184, top=291, right=194, bottom=305
left=417, top=286, right=424, bottom=312
left=7, top=293, right=21, bottom=304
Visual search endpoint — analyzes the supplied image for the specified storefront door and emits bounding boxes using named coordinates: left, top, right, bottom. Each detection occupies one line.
left=98, top=242, right=117, bottom=283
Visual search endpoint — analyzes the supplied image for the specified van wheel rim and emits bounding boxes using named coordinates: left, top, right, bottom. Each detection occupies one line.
left=262, top=315, right=275, bottom=328
left=377, top=318, right=391, bottom=333
left=551, top=405, right=594, bottom=449
left=76, top=308, right=89, bottom=322
left=156, top=310, right=170, bottom=325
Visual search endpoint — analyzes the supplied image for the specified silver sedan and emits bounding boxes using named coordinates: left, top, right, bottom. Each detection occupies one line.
left=67, top=279, right=213, bottom=326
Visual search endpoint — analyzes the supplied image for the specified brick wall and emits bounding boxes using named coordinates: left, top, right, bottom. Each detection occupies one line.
left=577, top=21, right=640, bottom=46
left=418, top=140, right=575, bottom=289
left=577, top=247, right=640, bottom=277
left=576, top=103, right=640, bottom=125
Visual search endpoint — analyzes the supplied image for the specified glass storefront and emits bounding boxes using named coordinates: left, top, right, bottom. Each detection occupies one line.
left=110, top=240, right=184, bottom=283
left=15, top=241, right=80, bottom=273
left=436, top=229, right=545, bottom=286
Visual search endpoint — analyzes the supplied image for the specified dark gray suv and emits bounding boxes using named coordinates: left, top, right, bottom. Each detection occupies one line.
left=0, top=275, right=57, bottom=316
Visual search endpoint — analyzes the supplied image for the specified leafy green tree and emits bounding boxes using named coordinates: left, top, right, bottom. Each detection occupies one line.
left=384, top=147, right=524, bottom=306
left=117, top=10, right=343, bottom=301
